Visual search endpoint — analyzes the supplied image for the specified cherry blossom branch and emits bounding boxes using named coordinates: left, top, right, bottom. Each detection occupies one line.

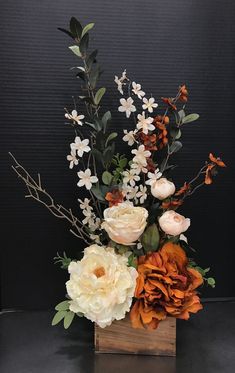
left=9, top=153, right=91, bottom=245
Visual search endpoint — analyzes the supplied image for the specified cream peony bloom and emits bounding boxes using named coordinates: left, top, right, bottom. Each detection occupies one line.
left=66, top=245, right=138, bottom=328
left=159, top=210, right=190, bottom=236
left=150, top=178, right=176, bottom=200
left=101, top=202, right=148, bottom=245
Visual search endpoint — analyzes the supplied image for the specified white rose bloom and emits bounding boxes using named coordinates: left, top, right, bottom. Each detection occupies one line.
left=150, top=178, right=176, bottom=200
left=159, top=210, right=190, bottom=236
left=66, top=245, right=138, bottom=328
left=101, top=202, right=148, bottom=245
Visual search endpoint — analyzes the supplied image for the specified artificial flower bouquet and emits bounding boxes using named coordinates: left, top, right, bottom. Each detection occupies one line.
left=10, top=18, right=226, bottom=335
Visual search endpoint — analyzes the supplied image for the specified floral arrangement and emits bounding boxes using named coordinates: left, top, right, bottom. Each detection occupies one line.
left=10, top=18, right=226, bottom=331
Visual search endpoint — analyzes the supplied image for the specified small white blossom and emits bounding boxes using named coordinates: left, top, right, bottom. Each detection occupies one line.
left=136, top=185, right=148, bottom=204
left=65, top=110, right=84, bottom=126
left=132, top=82, right=145, bottom=99
left=82, top=209, right=93, bottom=225
left=77, top=169, right=98, bottom=190
left=70, top=137, right=91, bottom=157
left=89, top=217, right=101, bottom=232
left=142, top=97, right=158, bottom=113
left=89, top=233, right=101, bottom=244
left=67, top=150, right=78, bottom=169
left=118, top=97, right=136, bottom=118
left=131, top=145, right=151, bottom=167
left=137, top=112, right=155, bottom=134
left=137, top=242, right=143, bottom=250
left=131, top=162, right=148, bottom=175
left=146, top=169, right=162, bottom=186
left=78, top=198, right=92, bottom=212
left=122, top=169, right=140, bottom=187
left=114, top=70, right=129, bottom=95
left=123, top=129, right=137, bottom=146
left=123, top=185, right=139, bottom=201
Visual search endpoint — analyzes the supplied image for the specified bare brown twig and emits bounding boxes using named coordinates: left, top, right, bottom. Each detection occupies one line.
left=9, top=152, right=91, bottom=245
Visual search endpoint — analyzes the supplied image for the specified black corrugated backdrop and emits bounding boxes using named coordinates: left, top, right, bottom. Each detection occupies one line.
left=1, top=0, right=235, bottom=310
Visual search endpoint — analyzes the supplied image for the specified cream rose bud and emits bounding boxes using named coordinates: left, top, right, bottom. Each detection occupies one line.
left=150, top=178, right=176, bottom=200
left=159, top=210, right=190, bottom=236
left=66, top=245, right=138, bottom=328
left=101, top=202, right=148, bottom=245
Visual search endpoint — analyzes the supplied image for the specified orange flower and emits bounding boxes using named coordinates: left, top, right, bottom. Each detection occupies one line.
left=175, top=182, right=191, bottom=196
left=161, top=97, right=177, bottom=111
left=205, top=164, right=215, bottom=185
left=130, top=242, right=203, bottom=329
left=209, top=153, right=226, bottom=168
left=179, top=84, right=188, bottom=103
left=153, top=115, right=169, bottom=148
left=139, top=133, right=157, bottom=151
left=146, top=158, right=156, bottom=172
left=105, top=189, right=124, bottom=207
left=161, top=199, right=183, bottom=210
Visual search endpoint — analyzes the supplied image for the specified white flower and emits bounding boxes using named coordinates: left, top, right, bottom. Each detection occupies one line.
left=136, top=112, right=155, bottom=134
left=159, top=210, right=191, bottom=236
left=78, top=198, right=92, bottom=212
left=142, top=97, right=158, bottom=113
left=122, top=169, right=140, bottom=187
left=67, top=150, right=78, bottom=169
left=123, top=129, right=137, bottom=146
left=122, top=185, right=139, bottom=201
left=82, top=209, right=93, bottom=225
left=66, top=245, right=138, bottom=328
left=137, top=242, right=143, bottom=250
left=89, top=217, right=101, bottom=232
left=136, top=185, right=148, bottom=204
left=65, top=110, right=84, bottom=126
left=118, top=97, right=136, bottom=118
left=102, top=202, right=148, bottom=245
left=114, top=70, right=129, bottom=95
left=77, top=169, right=98, bottom=190
left=89, top=234, right=101, bottom=244
left=70, top=137, right=91, bottom=157
left=131, top=145, right=151, bottom=166
left=150, top=178, right=176, bottom=200
left=146, top=169, right=162, bottom=186
left=132, top=82, right=145, bottom=99
left=131, top=162, right=148, bottom=175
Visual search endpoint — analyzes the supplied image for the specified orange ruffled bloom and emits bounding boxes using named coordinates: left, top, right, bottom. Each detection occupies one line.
left=130, top=242, right=203, bottom=330
left=105, top=189, right=124, bottom=207
left=205, top=153, right=226, bottom=185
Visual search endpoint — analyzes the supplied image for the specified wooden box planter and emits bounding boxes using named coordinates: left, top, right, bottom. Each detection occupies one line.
left=95, top=315, right=176, bottom=356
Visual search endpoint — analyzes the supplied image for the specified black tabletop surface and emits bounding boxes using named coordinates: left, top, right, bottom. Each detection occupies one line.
left=0, top=301, right=234, bottom=373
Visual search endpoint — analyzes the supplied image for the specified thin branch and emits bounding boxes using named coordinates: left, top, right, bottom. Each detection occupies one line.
left=9, top=153, right=91, bottom=244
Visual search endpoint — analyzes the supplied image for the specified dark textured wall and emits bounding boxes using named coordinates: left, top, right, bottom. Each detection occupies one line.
left=1, top=0, right=235, bottom=310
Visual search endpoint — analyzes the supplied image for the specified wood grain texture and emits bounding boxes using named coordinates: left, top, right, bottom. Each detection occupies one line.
left=95, top=316, right=176, bottom=356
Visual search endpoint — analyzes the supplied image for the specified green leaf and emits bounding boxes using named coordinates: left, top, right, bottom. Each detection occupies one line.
left=169, top=141, right=182, bottom=154
left=92, top=148, right=104, bottom=165
left=58, top=28, right=74, bottom=40
left=63, top=311, right=75, bottom=329
left=105, top=132, right=118, bottom=147
left=170, top=127, right=181, bottom=140
left=85, top=121, right=97, bottom=130
left=182, top=113, right=200, bottom=124
left=86, top=49, right=98, bottom=69
left=70, top=17, right=82, bottom=40
left=102, top=111, right=111, bottom=132
left=128, top=253, right=137, bottom=269
left=94, top=87, right=106, bottom=105
left=177, top=109, right=185, bottom=123
left=51, top=311, right=67, bottom=326
left=91, top=186, right=106, bottom=201
left=102, top=171, right=113, bottom=185
left=103, top=143, right=115, bottom=168
left=69, top=45, right=82, bottom=57
left=76, top=71, right=86, bottom=81
left=79, top=33, right=89, bottom=55
left=90, top=64, right=101, bottom=89
left=141, top=224, right=160, bottom=252
left=55, top=300, right=69, bottom=311
left=81, top=23, right=95, bottom=37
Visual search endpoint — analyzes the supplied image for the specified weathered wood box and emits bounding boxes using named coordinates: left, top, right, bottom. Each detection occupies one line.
left=95, top=315, right=176, bottom=356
